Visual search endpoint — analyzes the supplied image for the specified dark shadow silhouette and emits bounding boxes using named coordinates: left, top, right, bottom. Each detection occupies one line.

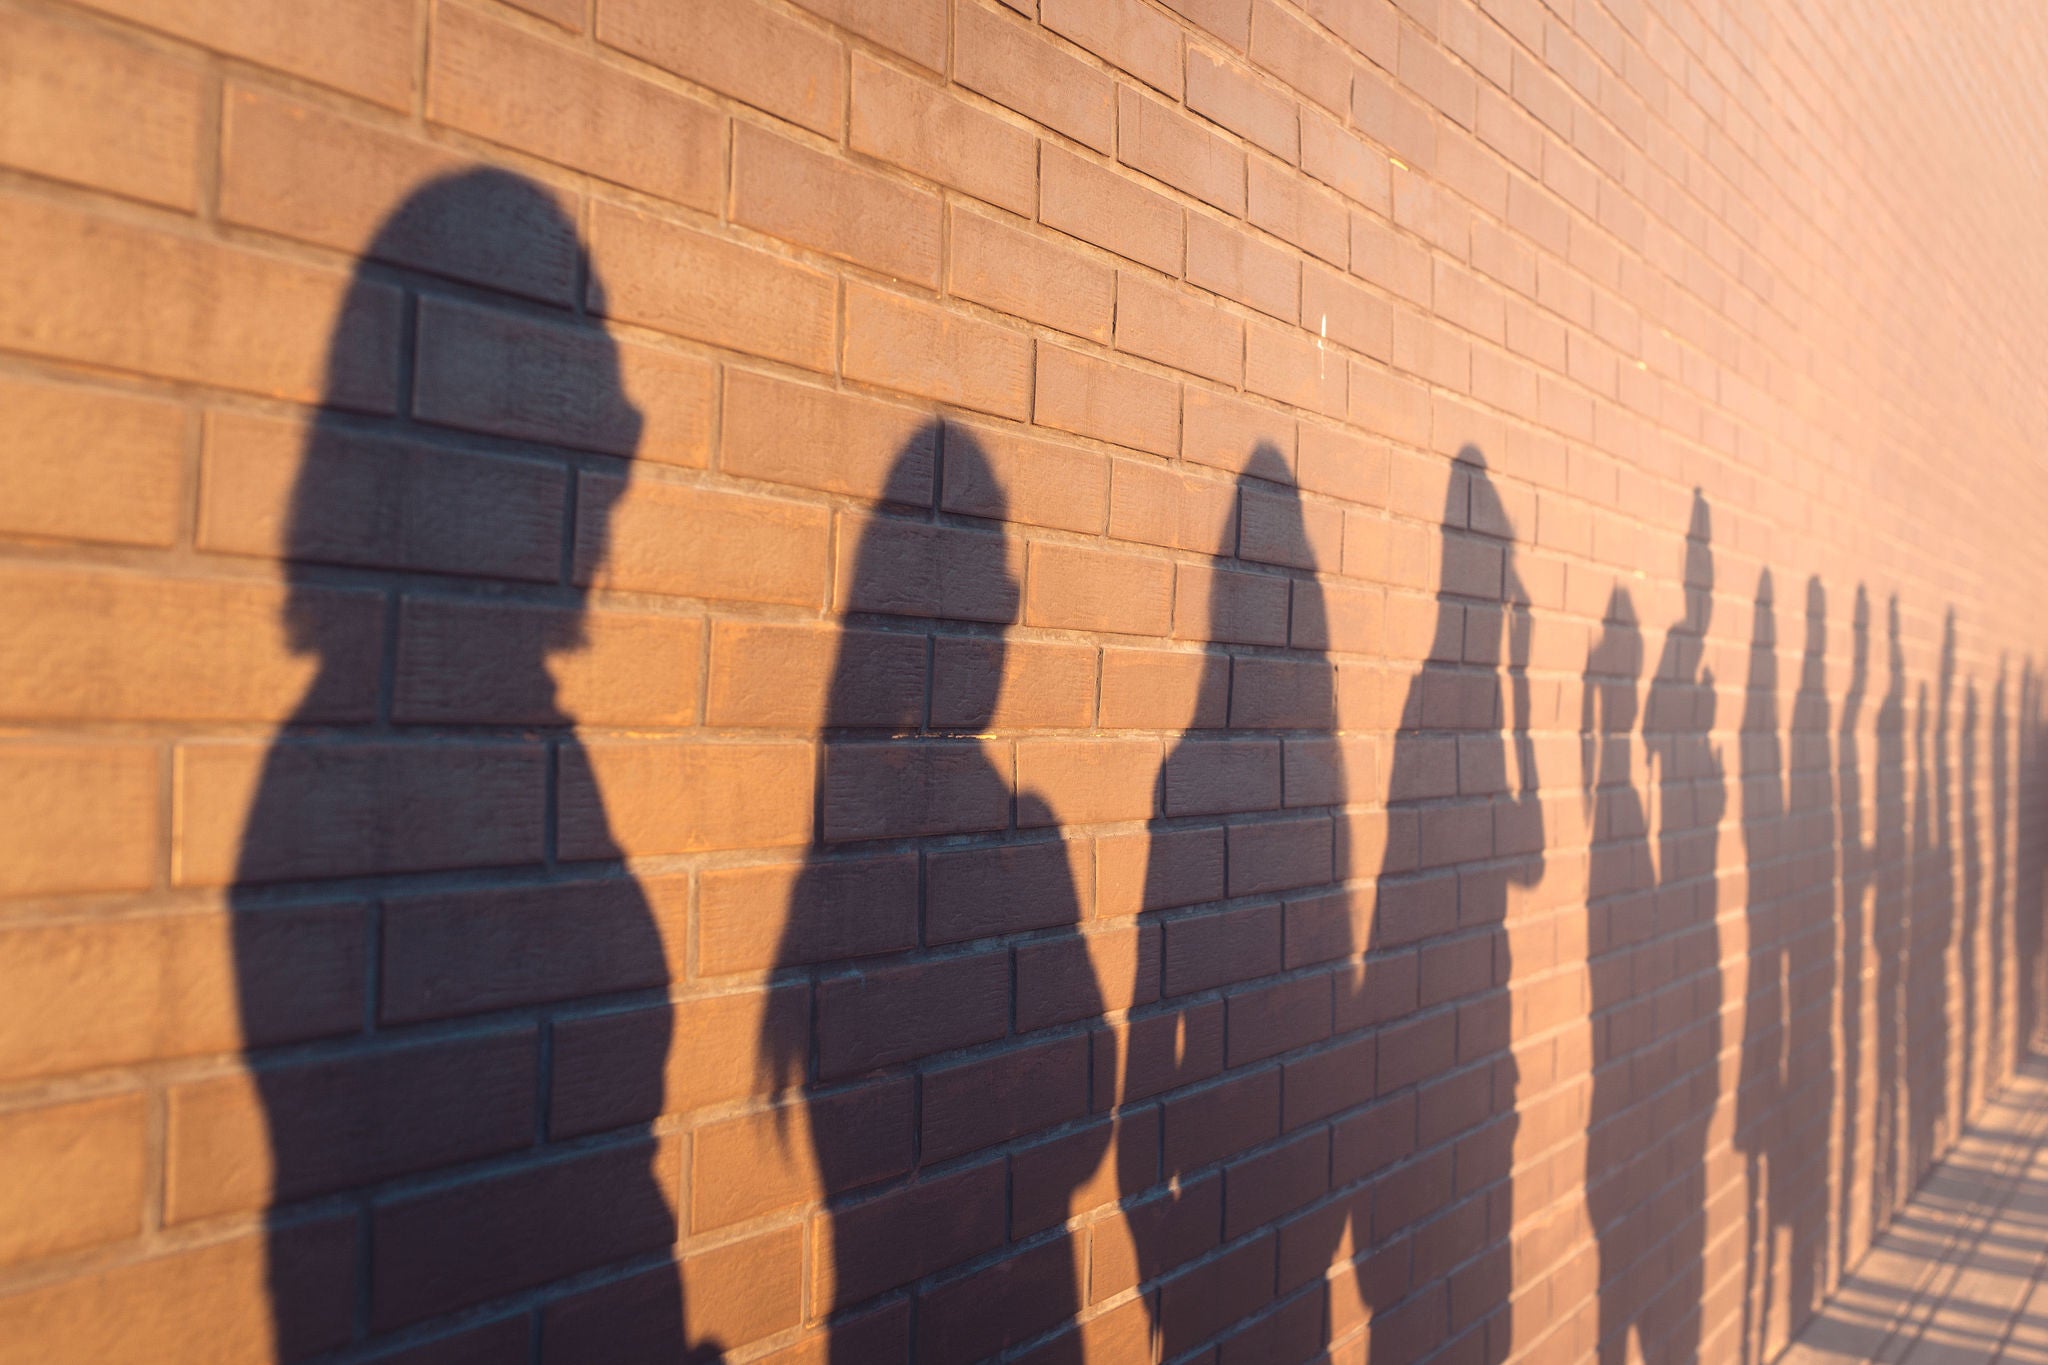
left=1589, top=491, right=1723, bottom=1365
left=1871, top=598, right=1909, bottom=1226
left=1906, top=616, right=1956, bottom=1185
left=1961, top=668, right=1983, bottom=1122
left=2021, top=663, right=2045, bottom=1053
left=1736, top=569, right=1788, bottom=1364
left=767, top=430, right=1104, bottom=1362
left=1836, top=586, right=1872, bottom=1277
left=1990, top=660, right=2010, bottom=1077
left=231, top=172, right=689, bottom=1360
left=1352, top=447, right=1541, bottom=1362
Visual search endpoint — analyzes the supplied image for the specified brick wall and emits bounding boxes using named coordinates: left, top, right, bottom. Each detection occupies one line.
left=2, top=0, right=2046, bottom=1362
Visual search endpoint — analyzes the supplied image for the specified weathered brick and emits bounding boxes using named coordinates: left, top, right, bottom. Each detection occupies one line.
left=1119, top=85, right=1247, bottom=214
left=82, top=0, right=412, bottom=108
left=852, top=54, right=1036, bottom=215
left=598, top=0, right=843, bottom=136
left=561, top=740, right=813, bottom=857
left=0, top=1091, right=146, bottom=1268
left=576, top=471, right=832, bottom=607
left=1035, top=342, right=1181, bottom=456
left=0, top=374, right=183, bottom=549
left=843, top=282, right=1033, bottom=420
left=1041, top=143, right=1185, bottom=274
left=430, top=5, right=720, bottom=209
left=949, top=205, right=1116, bottom=344
left=1045, top=0, right=1183, bottom=99
left=1117, top=270, right=1245, bottom=385
left=958, top=1, right=1116, bottom=153
left=723, top=369, right=936, bottom=504
left=734, top=122, right=942, bottom=287
left=945, top=419, right=1111, bottom=534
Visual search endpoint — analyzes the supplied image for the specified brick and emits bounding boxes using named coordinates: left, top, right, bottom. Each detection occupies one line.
left=1239, top=486, right=1343, bottom=570
left=1188, top=47, right=1299, bottom=163
left=724, top=370, right=936, bottom=504
left=1294, top=579, right=1386, bottom=654
left=928, top=836, right=1090, bottom=942
left=589, top=200, right=836, bottom=371
left=1175, top=562, right=1291, bottom=645
left=1035, top=342, right=1181, bottom=456
left=815, top=1160, right=1007, bottom=1308
left=0, top=8, right=202, bottom=209
left=917, top=1235, right=1086, bottom=1361
left=1109, top=458, right=1238, bottom=551
left=1351, top=211, right=1433, bottom=307
left=945, top=419, right=1111, bottom=533
left=1185, top=386, right=1299, bottom=477
left=430, top=5, right=720, bottom=209
left=1226, top=973, right=1332, bottom=1066
left=200, top=411, right=565, bottom=582
left=844, top=282, right=1033, bottom=419
left=700, top=854, right=919, bottom=973
left=1297, top=420, right=1390, bottom=504
left=1097, top=822, right=1220, bottom=916
left=0, top=906, right=363, bottom=1080
left=1248, top=159, right=1350, bottom=266
left=1098, top=1001, right=1227, bottom=1107
left=577, top=471, right=831, bottom=607
left=1025, top=541, right=1175, bottom=636
left=1188, top=208, right=1302, bottom=320
left=933, top=636, right=1097, bottom=730
left=174, top=740, right=544, bottom=886
left=413, top=295, right=712, bottom=465
left=816, top=949, right=1011, bottom=1077
left=1164, top=1066, right=1282, bottom=1171
left=1016, top=737, right=1160, bottom=826
left=734, top=122, right=941, bottom=288
left=693, top=1081, right=914, bottom=1228
left=0, top=374, right=183, bottom=549
left=852, top=54, right=1036, bottom=214
left=707, top=620, right=926, bottom=731
left=923, top=1035, right=1091, bottom=1160
left=1230, top=656, right=1338, bottom=732
left=551, top=987, right=804, bottom=1134
left=1119, top=85, right=1247, bottom=214
left=791, top=0, right=947, bottom=70
left=1117, top=270, right=1245, bottom=384
left=1165, top=902, right=1283, bottom=996
left=544, top=1225, right=803, bottom=1360
left=1163, top=735, right=1283, bottom=814
left=1354, top=61, right=1438, bottom=169
left=0, top=195, right=398, bottom=408
left=0, top=1091, right=146, bottom=1268
left=958, top=1, right=1115, bottom=152
left=81, top=0, right=412, bottom=108
left=165, top=1031, right=536, bottom=1222
left=598, top=0, right=843, bottom=136
left=560, top=740, right=813, bottom=857
left=950, top=206, right=1115, bottom=343
left=822, top=740, right=1011, bottom=840
left=1041, top=143, right=1184, bottom=274
left=1019, top=922, right=1161, bottom=1029
left=1225, top=1125, right=1330, bottom=1236
left=1304, top=264, right=1395, bottom=360
left=1301, top=107, right=1392, bottom=212
left=382, top=875, right=688, bottom=1022
left=1157, top=1232, right=1278, bottom=1354
left=372, top=1139, right=680, bottom=1329
left=1165, top=0, right=1255, bottom=47
left=1013, top=1110, right=1157, bottom=1233
left=1092, top=1171, right=1223, bottom=1294
left=835, top=512, right=1023, bottom=622
left=1283, top=1031, right=1376, bottom=1125
left=221, top=86, right=579, bottom=303
left=1303, top=0, right=1396, bottom=67
left=1045, top=0, right=1183, bottom=98
left=1246, top=319, right=1349, bottom=417
left=1250, top=0, right=1351, bottom=112
left=1101, top=647, right=1230, bottom=730
left=0, top=1218, right=354, bottom=1363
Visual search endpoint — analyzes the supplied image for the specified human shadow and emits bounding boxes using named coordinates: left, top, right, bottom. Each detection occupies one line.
left=1836, top=586, right=1871, bottom=1275
left=1589, top=490, right=1723, bottom=1365
left=1871, top=598, right=1909, bottom=1225
left=1907, top=615, right=1956, bottom=1185
left=767, top=429, right=1105, bottom=1362
left=229, top=171, right=688, bottom=1359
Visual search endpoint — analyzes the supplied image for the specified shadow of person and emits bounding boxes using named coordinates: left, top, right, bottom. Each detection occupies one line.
left=229, top=171, right=690, bottom=1360
left=766, top=428, right=1105, bottom=1362
left=1353, top=446, right=1542, bottom=1362
left=1591, top=489, right=1722, bottom=1365
left=1907, top=614, right=1956, bottom=1185
left=1837, top=586, right=1872, bottom=1275
left=1871, top=597, right=1908, bottom=1225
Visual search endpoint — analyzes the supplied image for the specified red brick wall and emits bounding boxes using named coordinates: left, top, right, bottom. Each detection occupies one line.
left=2, top=1, right=2046, bottom=1362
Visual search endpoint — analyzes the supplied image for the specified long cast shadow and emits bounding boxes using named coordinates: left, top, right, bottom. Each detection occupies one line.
left=1589, top=491, right=1723, bottom=1365
left=1836, top=586, right=1871, bottom=1277
left=230, top=172, right=687, bottom=1359
left=767, top=429, right=1105, bottom=1362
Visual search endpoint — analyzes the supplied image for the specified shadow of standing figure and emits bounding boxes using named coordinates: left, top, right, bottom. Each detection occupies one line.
left=1589, top=490, right=1723, bottom=1365
left=229, top=171, right=690, bottom=1359
left=767, top=428, right=1105, bottom=1362
left=1356, top=447, right=1543, bottom=1362
left=1836, top=587, right=1872, bottom=1276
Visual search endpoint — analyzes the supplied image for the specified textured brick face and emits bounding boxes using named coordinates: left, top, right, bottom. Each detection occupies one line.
left=3, top=3, right=2048, bottom=1365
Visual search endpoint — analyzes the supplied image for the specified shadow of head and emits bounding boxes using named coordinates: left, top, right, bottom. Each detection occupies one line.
left=1685, top=487, right=1714, bottom=633
left=284, top=168, right=635, bottom=679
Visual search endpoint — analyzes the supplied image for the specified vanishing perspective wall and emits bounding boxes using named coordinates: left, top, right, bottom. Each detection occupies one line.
left=2, top=1, right=2047, bottom=1363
